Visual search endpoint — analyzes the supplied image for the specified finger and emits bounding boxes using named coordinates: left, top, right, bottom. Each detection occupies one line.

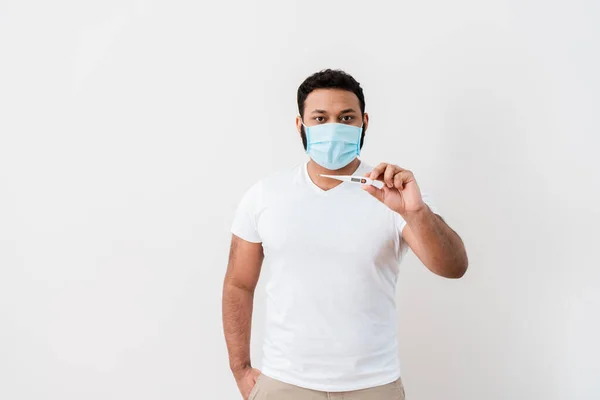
left=397, top=170, right=415, bottom=189
left=393, top=173, right=404, bottom=190
left=384, top=165, right=397, bottom=188
left=369, top=162, right=389, bottom=180
left=362, top=184, right=384, bottom=202
left=393, top=170, right=411, bottom=189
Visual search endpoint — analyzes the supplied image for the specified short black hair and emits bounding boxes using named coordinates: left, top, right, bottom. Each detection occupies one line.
left=297, top=69, right=365, bottom=118
left=297, top=69, right=367, bottom=149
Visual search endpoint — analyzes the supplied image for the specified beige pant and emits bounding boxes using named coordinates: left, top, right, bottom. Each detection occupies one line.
left=248, top=373, right=405, bottom=400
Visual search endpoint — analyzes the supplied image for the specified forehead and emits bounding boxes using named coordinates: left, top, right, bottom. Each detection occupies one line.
left=304, top=88, right=360, bottom=112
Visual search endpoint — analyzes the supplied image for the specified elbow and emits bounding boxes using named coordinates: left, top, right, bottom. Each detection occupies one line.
left=448, top=264, right=468, bottom=279
left=435, top=255, right=468, bottom=279
left=447, top=256, right=469, bottom=279
left=223, top=275, right=257, bottom=295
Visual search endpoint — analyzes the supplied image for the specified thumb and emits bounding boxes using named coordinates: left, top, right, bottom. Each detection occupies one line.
left=363, top=184, right=384, bottom=202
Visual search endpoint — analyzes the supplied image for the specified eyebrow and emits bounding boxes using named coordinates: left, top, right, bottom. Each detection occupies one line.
left=310, top=108, right=358, bottom=115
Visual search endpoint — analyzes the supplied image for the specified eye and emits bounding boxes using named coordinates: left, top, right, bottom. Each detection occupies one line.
left=314, top=116, right=325, bottom=122
left=341, top=115, right=354, bottom=122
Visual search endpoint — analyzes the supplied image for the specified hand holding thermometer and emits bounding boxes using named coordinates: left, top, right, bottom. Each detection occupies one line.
left=320, top=174, right=378, bottom=186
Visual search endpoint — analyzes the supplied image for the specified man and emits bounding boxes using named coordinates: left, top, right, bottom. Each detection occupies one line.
left=222, top=69, right=468, bottom=400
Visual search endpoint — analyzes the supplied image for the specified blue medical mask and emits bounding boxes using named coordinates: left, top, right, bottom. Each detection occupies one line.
left=303, top=122, right=363, bottom=170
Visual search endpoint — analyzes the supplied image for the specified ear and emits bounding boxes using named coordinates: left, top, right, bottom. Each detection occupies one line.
left=295, top=115, right=303, bottom=136
left=362, top=112, right=369, bottom=133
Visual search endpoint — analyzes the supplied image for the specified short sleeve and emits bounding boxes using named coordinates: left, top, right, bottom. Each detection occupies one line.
left=394, top=192, right=440, bottom=236
left=231, top=181, right=263, bottom=243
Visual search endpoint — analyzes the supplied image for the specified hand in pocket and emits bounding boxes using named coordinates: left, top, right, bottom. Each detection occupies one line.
left=236, top=367, right=261, bottom=400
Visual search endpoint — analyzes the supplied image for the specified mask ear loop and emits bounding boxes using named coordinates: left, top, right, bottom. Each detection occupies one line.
left=301, top=120, right=311, bottom=152
left=356, top=123, right=364, bottom=155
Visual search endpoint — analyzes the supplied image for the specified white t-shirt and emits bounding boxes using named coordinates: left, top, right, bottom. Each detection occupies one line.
left=231, top=160, right=438, bottom=392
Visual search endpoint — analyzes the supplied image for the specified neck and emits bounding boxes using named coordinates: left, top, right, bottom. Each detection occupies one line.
left=307, top=158, right=361, bottom=191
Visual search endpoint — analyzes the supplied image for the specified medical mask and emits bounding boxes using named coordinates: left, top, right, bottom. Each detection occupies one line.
left=303, top=122, right=363, bottom=170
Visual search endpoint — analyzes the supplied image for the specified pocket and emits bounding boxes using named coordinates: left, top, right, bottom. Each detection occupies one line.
left=247, top=373, right=263, bottom=400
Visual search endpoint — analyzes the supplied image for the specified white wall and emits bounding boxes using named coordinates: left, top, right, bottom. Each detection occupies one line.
left=1, top=1, right=598, bottom=399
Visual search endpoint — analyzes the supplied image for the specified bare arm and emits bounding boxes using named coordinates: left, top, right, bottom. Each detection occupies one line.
left=402, top=207, right=468, bottom=279
left=222, top=234, right=263, bottom=397
left=363, top=163, right=468, bottom=279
